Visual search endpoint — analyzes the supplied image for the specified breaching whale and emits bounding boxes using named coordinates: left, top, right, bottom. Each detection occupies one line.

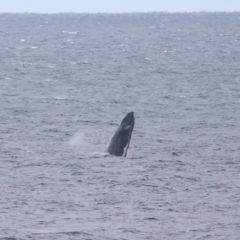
left=106, top=112, right=135, bottom=157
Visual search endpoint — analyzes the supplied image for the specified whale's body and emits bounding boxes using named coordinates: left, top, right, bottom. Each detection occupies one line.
left=106, top=112, right=135, bottom=157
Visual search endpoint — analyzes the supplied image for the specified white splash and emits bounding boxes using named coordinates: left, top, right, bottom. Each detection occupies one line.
left=68, top=131, right=85, bottom=147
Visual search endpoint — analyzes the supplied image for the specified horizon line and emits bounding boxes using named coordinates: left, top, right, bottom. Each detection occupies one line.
left=1, top=11, right=239, bottom=14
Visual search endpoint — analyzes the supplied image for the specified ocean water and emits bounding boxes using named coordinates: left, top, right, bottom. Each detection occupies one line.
left=0, top=13, right=240, bottom=240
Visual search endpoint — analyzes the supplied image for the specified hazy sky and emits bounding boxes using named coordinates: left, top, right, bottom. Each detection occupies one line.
left=0, top=0, right=240, bottom=13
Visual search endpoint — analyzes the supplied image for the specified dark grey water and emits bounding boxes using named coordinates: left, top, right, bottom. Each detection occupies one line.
left=0, top=13, right=240, bottom=240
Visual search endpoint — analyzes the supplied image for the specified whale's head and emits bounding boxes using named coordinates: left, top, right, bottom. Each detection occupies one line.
left=120, top=111, right=135, bottom=132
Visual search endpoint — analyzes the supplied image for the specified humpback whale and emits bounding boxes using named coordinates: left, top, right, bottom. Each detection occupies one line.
left=106, top=112, right=135, bottom=157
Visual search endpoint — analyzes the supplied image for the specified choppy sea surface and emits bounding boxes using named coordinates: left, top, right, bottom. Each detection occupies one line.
left=0, top=13, right=240, bottom=240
